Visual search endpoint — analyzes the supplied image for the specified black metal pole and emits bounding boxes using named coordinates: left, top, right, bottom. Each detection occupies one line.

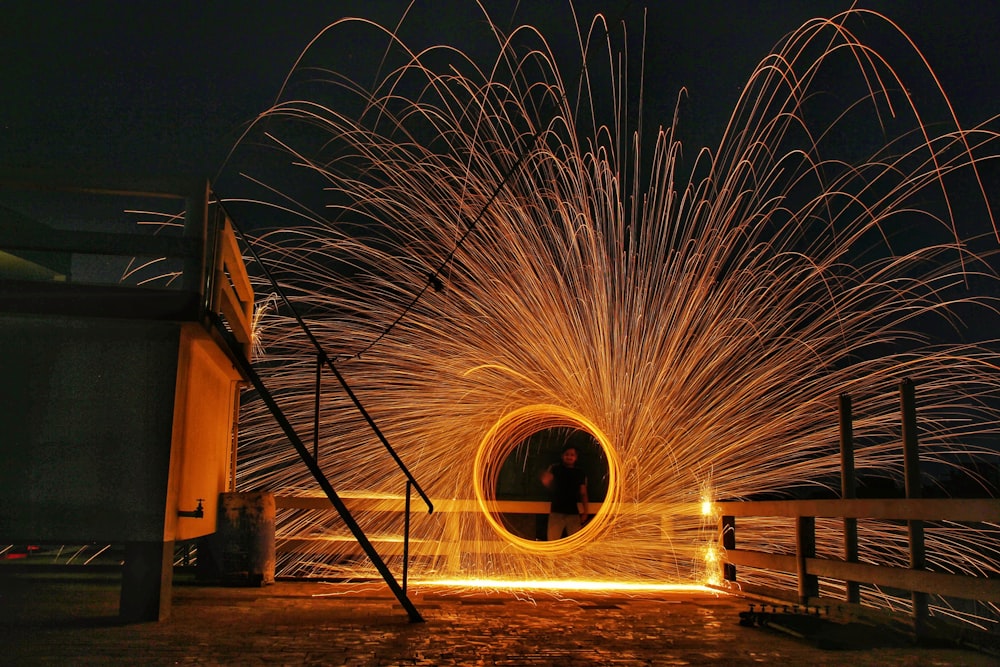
left=222, top=208, right=433, bottom=515
left=313, top=353, right=321, bottom=462
left=403, top=480, right=412, bottom=594
left=325, top=360, right=434, bottom=513
left=211, top=314, right=424, bottom=622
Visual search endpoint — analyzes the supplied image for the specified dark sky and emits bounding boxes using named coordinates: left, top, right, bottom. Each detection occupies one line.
left=3, top=1, right=998, bottom=189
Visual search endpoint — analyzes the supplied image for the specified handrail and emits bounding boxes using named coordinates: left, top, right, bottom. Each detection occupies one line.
left=211, top=200, right=435, bottom=617
left=0, top=178, right=212, bottom=321
left=0, top=227, right=200, bottom=257
left=0, top=172, right=208, bottom=200
left=209, top=213, right=254, bottom=358
left=217, top=202, right=434, bottom=516
left=209, top=312, right=424, bottom=622
left=715, top=497, right=1000, bottom=522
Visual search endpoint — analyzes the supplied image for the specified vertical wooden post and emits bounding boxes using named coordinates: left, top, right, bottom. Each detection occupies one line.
left=900, top=378, right=927, bottom=638
left=839, top=393, right=860, bottom=604
left=444, top=508, right=462, bottom=576
left=721, top=515, right=736, bottom=582
left=796, top=516, right=818, bottom=605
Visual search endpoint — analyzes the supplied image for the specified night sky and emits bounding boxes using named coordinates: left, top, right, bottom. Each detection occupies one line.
left=3, top=1, right=998, bottom=193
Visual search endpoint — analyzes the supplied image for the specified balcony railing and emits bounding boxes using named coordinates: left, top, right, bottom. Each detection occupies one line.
left=0, top=174, right=252, bottom=361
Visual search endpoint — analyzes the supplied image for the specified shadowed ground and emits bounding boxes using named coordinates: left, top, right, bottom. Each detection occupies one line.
left=0, top=569, right=994, bottom=666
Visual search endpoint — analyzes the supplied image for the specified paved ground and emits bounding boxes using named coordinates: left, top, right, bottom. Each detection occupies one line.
left=1, top=568, right=996, bottom=666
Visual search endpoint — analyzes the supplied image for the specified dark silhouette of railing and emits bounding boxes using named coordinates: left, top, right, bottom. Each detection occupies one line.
left=211, top=203, right=432, bottom=622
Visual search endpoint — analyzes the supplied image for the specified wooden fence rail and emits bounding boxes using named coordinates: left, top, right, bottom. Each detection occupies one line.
left=717, top=497, right=1000, bottom=611
left=272, top=496, right=702, bottom=566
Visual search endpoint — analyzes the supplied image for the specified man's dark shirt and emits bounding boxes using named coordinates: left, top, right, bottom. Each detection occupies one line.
left=549, top=464, right=586, bottom=514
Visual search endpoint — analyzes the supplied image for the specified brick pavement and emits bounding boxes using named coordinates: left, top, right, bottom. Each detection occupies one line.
left=1, top=570, right=995, bottom=666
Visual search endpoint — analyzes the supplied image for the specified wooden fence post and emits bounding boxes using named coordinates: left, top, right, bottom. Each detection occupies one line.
left=721, top=515, right=736, bottom=582
left=839, top=393, right=860, bottom=604
left=901, top=378, right=928, bottom=638
left=796, top=515, right=818, bottom=605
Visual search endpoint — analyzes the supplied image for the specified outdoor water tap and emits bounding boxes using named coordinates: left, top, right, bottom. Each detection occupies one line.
left=178, top=498, right=205, bottom=518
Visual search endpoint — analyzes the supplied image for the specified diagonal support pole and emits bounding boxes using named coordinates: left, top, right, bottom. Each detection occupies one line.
left=220, top=207, right=433, bottom=515
left=211, top=315, right=424, bottom=623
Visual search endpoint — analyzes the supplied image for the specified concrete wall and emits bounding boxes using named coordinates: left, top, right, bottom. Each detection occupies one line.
left=0, top=314, right=179, bottom=542
left=0, top=314, right=242, bottom=544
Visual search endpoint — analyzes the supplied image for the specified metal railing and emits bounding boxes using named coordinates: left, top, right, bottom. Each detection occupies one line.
left=0, top=175, right=255, bottom=362
left=212, top=205, right=433, bottom=622
left=1, top=176, right=216, bottom=316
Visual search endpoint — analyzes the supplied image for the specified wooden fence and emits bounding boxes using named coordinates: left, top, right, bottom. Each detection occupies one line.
left=718, top=497, right=1000, bottom=606
left=272, top=496, right=703, bottom=570
left=718, top=384, right=1000, bottom=637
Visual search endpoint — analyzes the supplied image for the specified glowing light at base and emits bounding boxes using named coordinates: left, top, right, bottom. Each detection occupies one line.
left=309, top=579, right=714, bottom=600
left=222, top=4, right=1000, bottom=626
left=412, top=580, right=714, bottom=594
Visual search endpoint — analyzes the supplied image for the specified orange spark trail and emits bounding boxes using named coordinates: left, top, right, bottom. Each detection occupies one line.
left=220, top=5, right=1000, bottom=627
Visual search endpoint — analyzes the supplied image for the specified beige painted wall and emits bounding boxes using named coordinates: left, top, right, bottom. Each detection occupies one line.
left=166, top=324, right=243, bottom=542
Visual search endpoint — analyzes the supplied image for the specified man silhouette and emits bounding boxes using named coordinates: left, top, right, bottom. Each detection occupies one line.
left=540, top=444, right=589, bottom=540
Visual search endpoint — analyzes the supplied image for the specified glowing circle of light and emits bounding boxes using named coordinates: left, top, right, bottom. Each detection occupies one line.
left=472, top=403, right=619, bottom=553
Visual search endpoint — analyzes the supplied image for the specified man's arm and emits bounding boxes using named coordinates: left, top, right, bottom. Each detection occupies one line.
left=579, top=480, right=589, bottom=519
left=540, top=464, right=554, bottom=488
